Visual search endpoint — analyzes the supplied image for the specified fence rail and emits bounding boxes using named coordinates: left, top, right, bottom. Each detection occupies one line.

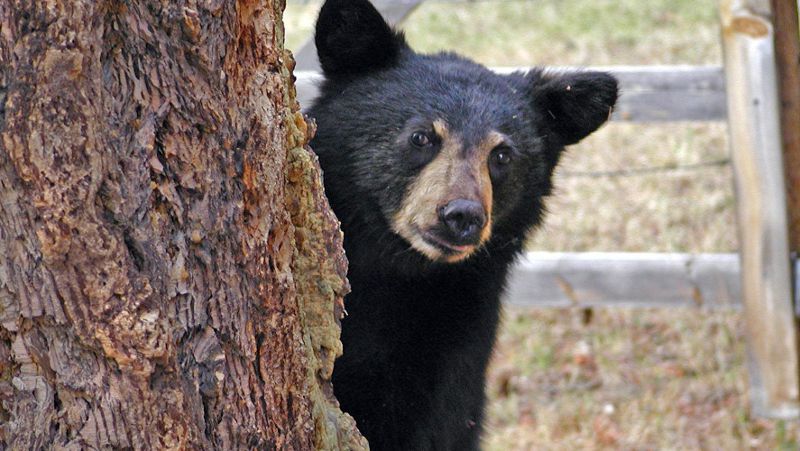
left=295, top=65, right=727, bottom=122
left=504, top=252, right=741, bottom=309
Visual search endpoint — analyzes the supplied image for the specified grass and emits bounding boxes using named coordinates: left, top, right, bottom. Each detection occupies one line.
left=485, top=308, right=800, bottom=450
left=284, top=0, right=799, bottom=448
left=403, top=0, right=721, bottom=67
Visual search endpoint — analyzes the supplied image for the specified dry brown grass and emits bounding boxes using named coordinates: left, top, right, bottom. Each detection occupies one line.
left=486, top=308, right=799, bottom=450
left=284, top=1, right=800, bottom=448
left=531, top=122, right=737, bottom=254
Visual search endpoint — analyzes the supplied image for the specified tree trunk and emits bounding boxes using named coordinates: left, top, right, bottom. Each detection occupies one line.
left=770, top=0, right=800, bottom=251
left=0, top=1, right=365, bottom=449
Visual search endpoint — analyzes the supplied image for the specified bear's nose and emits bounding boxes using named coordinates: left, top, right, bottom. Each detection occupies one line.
left=439, top=199, right=486, bottom=245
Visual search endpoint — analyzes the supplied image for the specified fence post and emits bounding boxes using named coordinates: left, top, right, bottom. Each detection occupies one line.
left=720, top=0, right=800, bottom=418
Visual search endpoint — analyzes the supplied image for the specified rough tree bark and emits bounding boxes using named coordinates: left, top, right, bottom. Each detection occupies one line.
left=0, top=1, right=365, bottom=449
left=770, top=0, right=800, bottom=251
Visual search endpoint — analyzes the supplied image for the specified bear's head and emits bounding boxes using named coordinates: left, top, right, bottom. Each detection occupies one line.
left=308, top=0, right=617, bottom=266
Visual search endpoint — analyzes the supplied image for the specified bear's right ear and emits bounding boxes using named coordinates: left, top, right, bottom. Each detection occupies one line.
left=315, top=0, right=407, bottom=77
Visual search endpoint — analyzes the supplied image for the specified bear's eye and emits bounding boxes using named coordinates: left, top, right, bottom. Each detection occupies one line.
left=489, top=145, right=514, bottom=180
left=405, top=130, right=441, bottom=168
left=490, top=146, right=513, bottom=166
left=410, top=131, right=434, bottom=148
left=493, top=150, right=511, bottom=165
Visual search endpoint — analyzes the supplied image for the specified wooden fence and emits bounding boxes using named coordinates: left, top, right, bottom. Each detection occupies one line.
left=289, top=0, right=800, bottom=419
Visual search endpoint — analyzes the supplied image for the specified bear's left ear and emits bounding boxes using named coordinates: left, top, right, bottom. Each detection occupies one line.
left=315, top=0, right=408, bottom=77
left=527, top=71, right=618, bottom=146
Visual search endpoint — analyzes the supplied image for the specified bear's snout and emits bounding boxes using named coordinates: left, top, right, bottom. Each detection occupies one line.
left=438, top=199, right=486, bottom=246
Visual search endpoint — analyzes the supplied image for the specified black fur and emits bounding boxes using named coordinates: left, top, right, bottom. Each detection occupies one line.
left=308, top=1, right=618, bottom=449
left=315, top=0, right=406, bottom=77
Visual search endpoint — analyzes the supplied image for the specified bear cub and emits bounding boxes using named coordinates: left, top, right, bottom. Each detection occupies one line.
left=307, top=1, right=618, bottom=449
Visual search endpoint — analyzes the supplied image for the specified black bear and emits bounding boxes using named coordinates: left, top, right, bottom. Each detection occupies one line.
left=306, top=1, right=617, bottom=449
